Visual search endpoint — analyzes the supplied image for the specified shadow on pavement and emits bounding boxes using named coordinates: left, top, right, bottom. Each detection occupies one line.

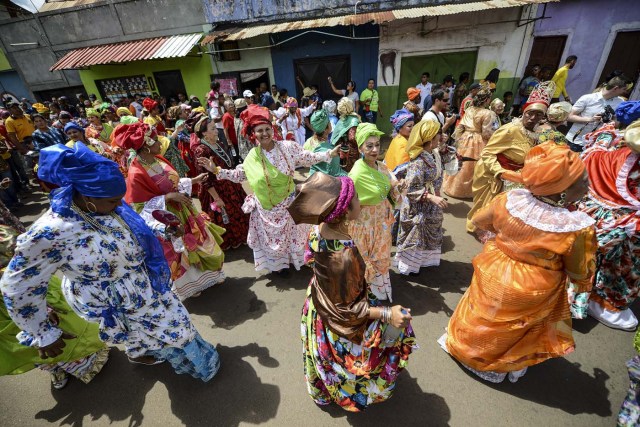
left=318, top=370, right=451, bottom=425
left=264, top=267, right=313, bottom=292
left=444, top=200, right=471, bottom=219
left=183, top=276, right=267, bottom=330
left=392, top=274, right=454, bottom=317
left=35, top=344, right=281, bottom=427
left=456, top=356, right=612, bottom=416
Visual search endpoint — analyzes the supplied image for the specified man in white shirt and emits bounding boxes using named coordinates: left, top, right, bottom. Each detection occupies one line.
left=416, top=72, right=432, bottom=108
left=566, top=76, right=631, bottom=151
left=421, top=84, right=457, bottom=143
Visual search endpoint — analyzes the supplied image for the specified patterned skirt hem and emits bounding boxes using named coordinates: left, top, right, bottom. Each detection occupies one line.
left=37, top=347, right=110, bottom=384
left=173, top=269, right=225, bottom=300
left=253, top=248, right=305, bottom=273
left=395, top=248, right=441, bottom=274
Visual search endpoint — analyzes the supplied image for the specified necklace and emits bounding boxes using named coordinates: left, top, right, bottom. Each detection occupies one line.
left=200, top=138, right=232, bottom=167
left=365, top=160, right=389, bottom=202
left=71, top=202, right=133, bottom=235
left=137, top=155, right=165, bottom=175
left=533, top=194, right=565, bottom=208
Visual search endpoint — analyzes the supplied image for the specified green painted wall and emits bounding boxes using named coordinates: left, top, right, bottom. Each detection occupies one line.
left=0, top=49, right=12, bottom=72
left=79, top=52, right=213, bottom=100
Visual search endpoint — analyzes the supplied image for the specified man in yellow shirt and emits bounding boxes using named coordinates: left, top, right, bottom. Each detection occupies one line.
left=551, top=55, right=577, bottom=103
left=4, top=103, right=34, bottom=192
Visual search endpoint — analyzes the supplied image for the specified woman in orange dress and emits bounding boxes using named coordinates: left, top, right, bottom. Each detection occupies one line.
left=440, top=141, right=597, bottom=383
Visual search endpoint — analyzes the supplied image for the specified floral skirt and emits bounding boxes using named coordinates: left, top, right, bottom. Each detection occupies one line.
left=301, top=286, right=416, bottom=412
left=147, top=332, right=220, bottom=382
left=570, top=199, right=640, bottom=316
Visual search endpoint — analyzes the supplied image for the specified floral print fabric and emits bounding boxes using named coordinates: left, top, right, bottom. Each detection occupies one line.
left=0, top=210, right=195, bottom=358
left=301, top=227, right=416, bottom=412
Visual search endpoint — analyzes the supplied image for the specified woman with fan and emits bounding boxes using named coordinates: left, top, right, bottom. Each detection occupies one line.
left=114, top=122, right=225, bottom=300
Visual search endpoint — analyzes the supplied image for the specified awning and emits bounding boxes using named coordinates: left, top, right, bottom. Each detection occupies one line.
left=202, top=0, right=556, bottom=45
left=50, top=33, right=202, bottom=71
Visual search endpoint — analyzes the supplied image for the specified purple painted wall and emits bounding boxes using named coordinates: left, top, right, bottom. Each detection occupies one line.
left=534, top=0, right=640, bottom=99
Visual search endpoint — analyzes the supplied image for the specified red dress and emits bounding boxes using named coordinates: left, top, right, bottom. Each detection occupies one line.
left=194, top=141, right=249, bottom=249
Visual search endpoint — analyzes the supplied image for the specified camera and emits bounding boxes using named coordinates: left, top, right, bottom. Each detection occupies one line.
left=601, top=105, right=616, bottom=123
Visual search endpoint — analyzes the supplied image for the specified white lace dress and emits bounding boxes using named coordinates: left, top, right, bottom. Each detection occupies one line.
left=217, top=140, right=331, bottom=272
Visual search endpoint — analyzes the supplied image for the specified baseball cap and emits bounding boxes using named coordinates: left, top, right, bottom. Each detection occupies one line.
left=469, top=83, right=481, bottom=90
left=243, top=90, right=254, bottom=97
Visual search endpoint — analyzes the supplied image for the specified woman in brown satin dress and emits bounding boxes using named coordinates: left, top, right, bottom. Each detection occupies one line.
left=289, top=172, right=416, bottom=412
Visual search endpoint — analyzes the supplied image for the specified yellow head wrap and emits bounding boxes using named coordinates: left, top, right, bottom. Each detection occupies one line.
left=406, top=120, right=440, bottom=160
left=192, top=106, right=206, bottom=114
left=625, top=119, right=640, bottom=153
left=116, top=107, right=131, bottom=117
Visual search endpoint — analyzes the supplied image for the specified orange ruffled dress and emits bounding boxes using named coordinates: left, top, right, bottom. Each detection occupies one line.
left=446, top=190, right=596, bottom=373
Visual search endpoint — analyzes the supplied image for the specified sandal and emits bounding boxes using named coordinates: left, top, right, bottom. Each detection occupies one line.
left=128, top=356, right=164, bottom=365
left=51, top=371, right=69, bottom=390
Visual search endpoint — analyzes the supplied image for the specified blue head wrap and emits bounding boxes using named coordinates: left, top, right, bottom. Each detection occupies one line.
left=390, top=108, right=414, bottom=132
left=38, top=143, right=171, bottom=294
left=261, top=94, right=275, bottom=108
left=63, top=121, right=85, bottom=134
left=616, top=101, right=640, bottom=127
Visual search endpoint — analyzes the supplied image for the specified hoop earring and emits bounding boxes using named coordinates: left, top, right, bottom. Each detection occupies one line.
left=86, top=201, right=97, bottom=213
left=558, top=192, right=567, bottom=207
left=144, top=147, right=151, bottom=153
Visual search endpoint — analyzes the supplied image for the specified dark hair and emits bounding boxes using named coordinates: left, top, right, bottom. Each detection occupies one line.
left=604, top=69, right=624, bottom=82
left=458, top=72, right=470, bottom=83
left=431, top=87, right=447, bottom=102
left=347, top=80, right=356, bottom=91
left=368, top=78, right=375, bottom=84
left=278, top=88, right=288, bottom=97
left=31, top=113, right=46, bottom=122
left=566, top=55, right=577, bottom=63
left=422, top=72, right=430, bottom=78
left=605, top=75, right=631, bottom=90
left=210, top=81, right=220, bottom=90
left=503, top=91, right=513, bottom=98
left=310, top=84, right=319, bottom=90
left=443, top=75, right=453, bottom=84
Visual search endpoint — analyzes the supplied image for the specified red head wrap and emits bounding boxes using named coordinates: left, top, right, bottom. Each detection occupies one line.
left=142, top=97, right=158, bottom=112
left=240, top=105, right=271, bottom=138
left=112, top=122, right=157, bottom=151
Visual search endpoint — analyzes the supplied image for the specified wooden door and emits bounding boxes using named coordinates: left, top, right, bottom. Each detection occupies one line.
left=294, top=55, right=350, bottom=101
left=527, top=36, right=566, bottom=74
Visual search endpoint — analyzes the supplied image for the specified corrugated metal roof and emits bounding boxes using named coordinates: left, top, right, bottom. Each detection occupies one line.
left=202, top=0, right=555, bottom=44
left=50, top=33, right=202, bottom=71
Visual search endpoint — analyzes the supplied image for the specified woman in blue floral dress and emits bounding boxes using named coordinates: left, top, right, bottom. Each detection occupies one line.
left=288, top=172, right=416, bottom=412
left=0, top=142, right=220, bottom=381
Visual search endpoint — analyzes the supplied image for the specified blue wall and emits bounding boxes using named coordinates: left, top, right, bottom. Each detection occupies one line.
left=270, top=24, right=379, bottom=101
left=0, top=70, right=32, bottom=104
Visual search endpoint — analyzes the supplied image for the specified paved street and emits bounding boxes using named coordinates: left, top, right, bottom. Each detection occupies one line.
left=0, top=187, right=635, bottom=427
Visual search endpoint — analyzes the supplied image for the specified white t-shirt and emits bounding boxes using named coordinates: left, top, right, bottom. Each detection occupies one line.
left=566, top=91, right=623, bottom=146
left=421, top=109, right=444, bottom=126
left=416, top=82, right=432, bottom=105
left=209, top=100, right=225, bottom=129
left=341, top=90, right=359, bottom=107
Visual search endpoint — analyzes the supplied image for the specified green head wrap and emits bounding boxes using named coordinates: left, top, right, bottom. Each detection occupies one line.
left=119, top=116, right=139, bottom=125
left=330, top=115, right=360, bottom=145
left=85, top=108, right=100, bottom=118
left=310, top=109, right=329, bottom=134
left=355, top=122, right=384, bottom=147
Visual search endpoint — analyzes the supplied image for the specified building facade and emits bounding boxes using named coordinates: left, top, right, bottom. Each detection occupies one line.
left=529, top=0, right=640, bottom=100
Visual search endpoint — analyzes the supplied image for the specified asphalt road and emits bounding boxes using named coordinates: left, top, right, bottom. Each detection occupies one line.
left=0, top=184, right=636, bottom=427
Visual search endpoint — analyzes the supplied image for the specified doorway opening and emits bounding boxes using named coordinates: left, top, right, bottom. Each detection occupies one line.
left=598, top=30, right=640, bottom=88
left=153, top=70, right=187, bottom=101
left=527, top=36, right=567, bottom=80
left=293, top=55, right=350, bottom=101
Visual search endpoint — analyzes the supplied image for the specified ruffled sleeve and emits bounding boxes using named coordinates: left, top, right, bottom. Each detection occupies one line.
left=0, top=216, right=69, bottom=348
left=217, top=164, right=246, bottom=183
